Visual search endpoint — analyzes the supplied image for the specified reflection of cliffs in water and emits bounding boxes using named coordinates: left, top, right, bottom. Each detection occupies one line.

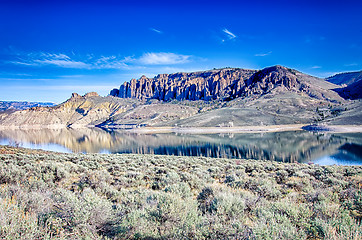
left=0, top=128, right=118, bottom=153
left=0, top=128, right=359, bottom=163
left=112, top=132, right=350, bottom=163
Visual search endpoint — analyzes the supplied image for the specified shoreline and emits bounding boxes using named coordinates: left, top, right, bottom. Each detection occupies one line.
left=125, top=124, right=306, bottom=134
left=0, top=124, right=362, bottom=133
left=124, top=124, right=362, bottom=134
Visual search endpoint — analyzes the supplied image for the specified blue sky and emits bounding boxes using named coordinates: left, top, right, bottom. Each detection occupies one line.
left=0, top=0, right=361, bottom=103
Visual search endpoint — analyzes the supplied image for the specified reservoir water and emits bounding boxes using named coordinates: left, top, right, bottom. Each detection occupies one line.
left=0, top=128, right=361, bottom=165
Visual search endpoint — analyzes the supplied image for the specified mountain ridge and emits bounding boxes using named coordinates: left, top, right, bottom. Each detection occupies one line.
left=110, top=65, right=343, bottom=103
left=0, top=65, right=361, bottom=129
left=326, top=70, right=362, bottom=86
left=326, top=70, right=362, bottom=100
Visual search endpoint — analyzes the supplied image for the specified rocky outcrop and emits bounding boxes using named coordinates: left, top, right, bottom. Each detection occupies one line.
left=68, top=92, right=99, bottom=101
left=110, top=65, right=343, bottom=102
left=84, top=92, right=100, bottom=98
left=111, top=68, right=256, bottom=101
left=241, top=66, right=300, bottom=96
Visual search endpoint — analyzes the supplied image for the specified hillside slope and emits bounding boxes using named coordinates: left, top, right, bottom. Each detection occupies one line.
left=0, top=93, right=139, bottom=129
left=0, top=93, right=199, bottom=129
left=327, top=70, right=362, bottom=86
left=333, top=81, right=362, bottom=100
left=327, top=70, right=362, bottom=99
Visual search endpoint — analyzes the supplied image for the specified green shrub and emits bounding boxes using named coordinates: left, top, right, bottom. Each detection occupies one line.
left=1, top=146, right=362, bottom=239
left=116, top=191, right=201, bottom=239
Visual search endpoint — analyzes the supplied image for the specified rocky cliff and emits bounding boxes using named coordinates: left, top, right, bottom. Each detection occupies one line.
left=111, top=68, right=256, bottom=101
left=110, top=66, right=342, bottom=102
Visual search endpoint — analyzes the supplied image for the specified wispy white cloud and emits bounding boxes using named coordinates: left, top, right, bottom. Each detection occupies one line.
left=8, top=61, right=36, bottom=66
left=59, top=74, right=87, bottom=79
left=222, top=28, right=237, bottom=40
left=6, top=50, right=194, bottom=70
left=34, top=59, right=89, bottom=68
left=2, top=85, right=116, bottom=91
left=344, top=63, right=358, bottom=67
left=150, top=28, right=163, bottom=34
left=311, top=65, right=322, bottom=69
left=93, top=56, right=132, bottom=69
left=255, top=51, right=272, bottom=57
left=26, top=52, right=89, bottom=68
left=139, top=52, right=191, bottom=65
left=7, top=51, right=131, bottom=70
left=39, top=53, right=71, bottom=60
left=8, top=51, right=89, bottom=68
left=0, top=72, right=32, bottom=77
left=0, top=77, right=55, bottom=81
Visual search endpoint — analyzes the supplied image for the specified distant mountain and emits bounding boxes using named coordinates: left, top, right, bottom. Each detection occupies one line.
left=0, top=101, right=56, bottom=111
left=326, top=71, right=362, bottom=86
left=326, top=70, right=362, bottom=100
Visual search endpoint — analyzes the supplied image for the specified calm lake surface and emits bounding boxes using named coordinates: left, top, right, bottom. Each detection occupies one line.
left=0, top=128, right=361, bottom=165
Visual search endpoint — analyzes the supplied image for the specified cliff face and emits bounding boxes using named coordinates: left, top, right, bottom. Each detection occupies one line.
left=110, top=66, right=342, bottom=102
left=111, top=68, right=256, bottom=101
left=241, top=66, right=300, bottom=96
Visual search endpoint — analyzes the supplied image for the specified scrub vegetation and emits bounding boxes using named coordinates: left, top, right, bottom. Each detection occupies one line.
left=0, top=145, right=361, bottom=239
